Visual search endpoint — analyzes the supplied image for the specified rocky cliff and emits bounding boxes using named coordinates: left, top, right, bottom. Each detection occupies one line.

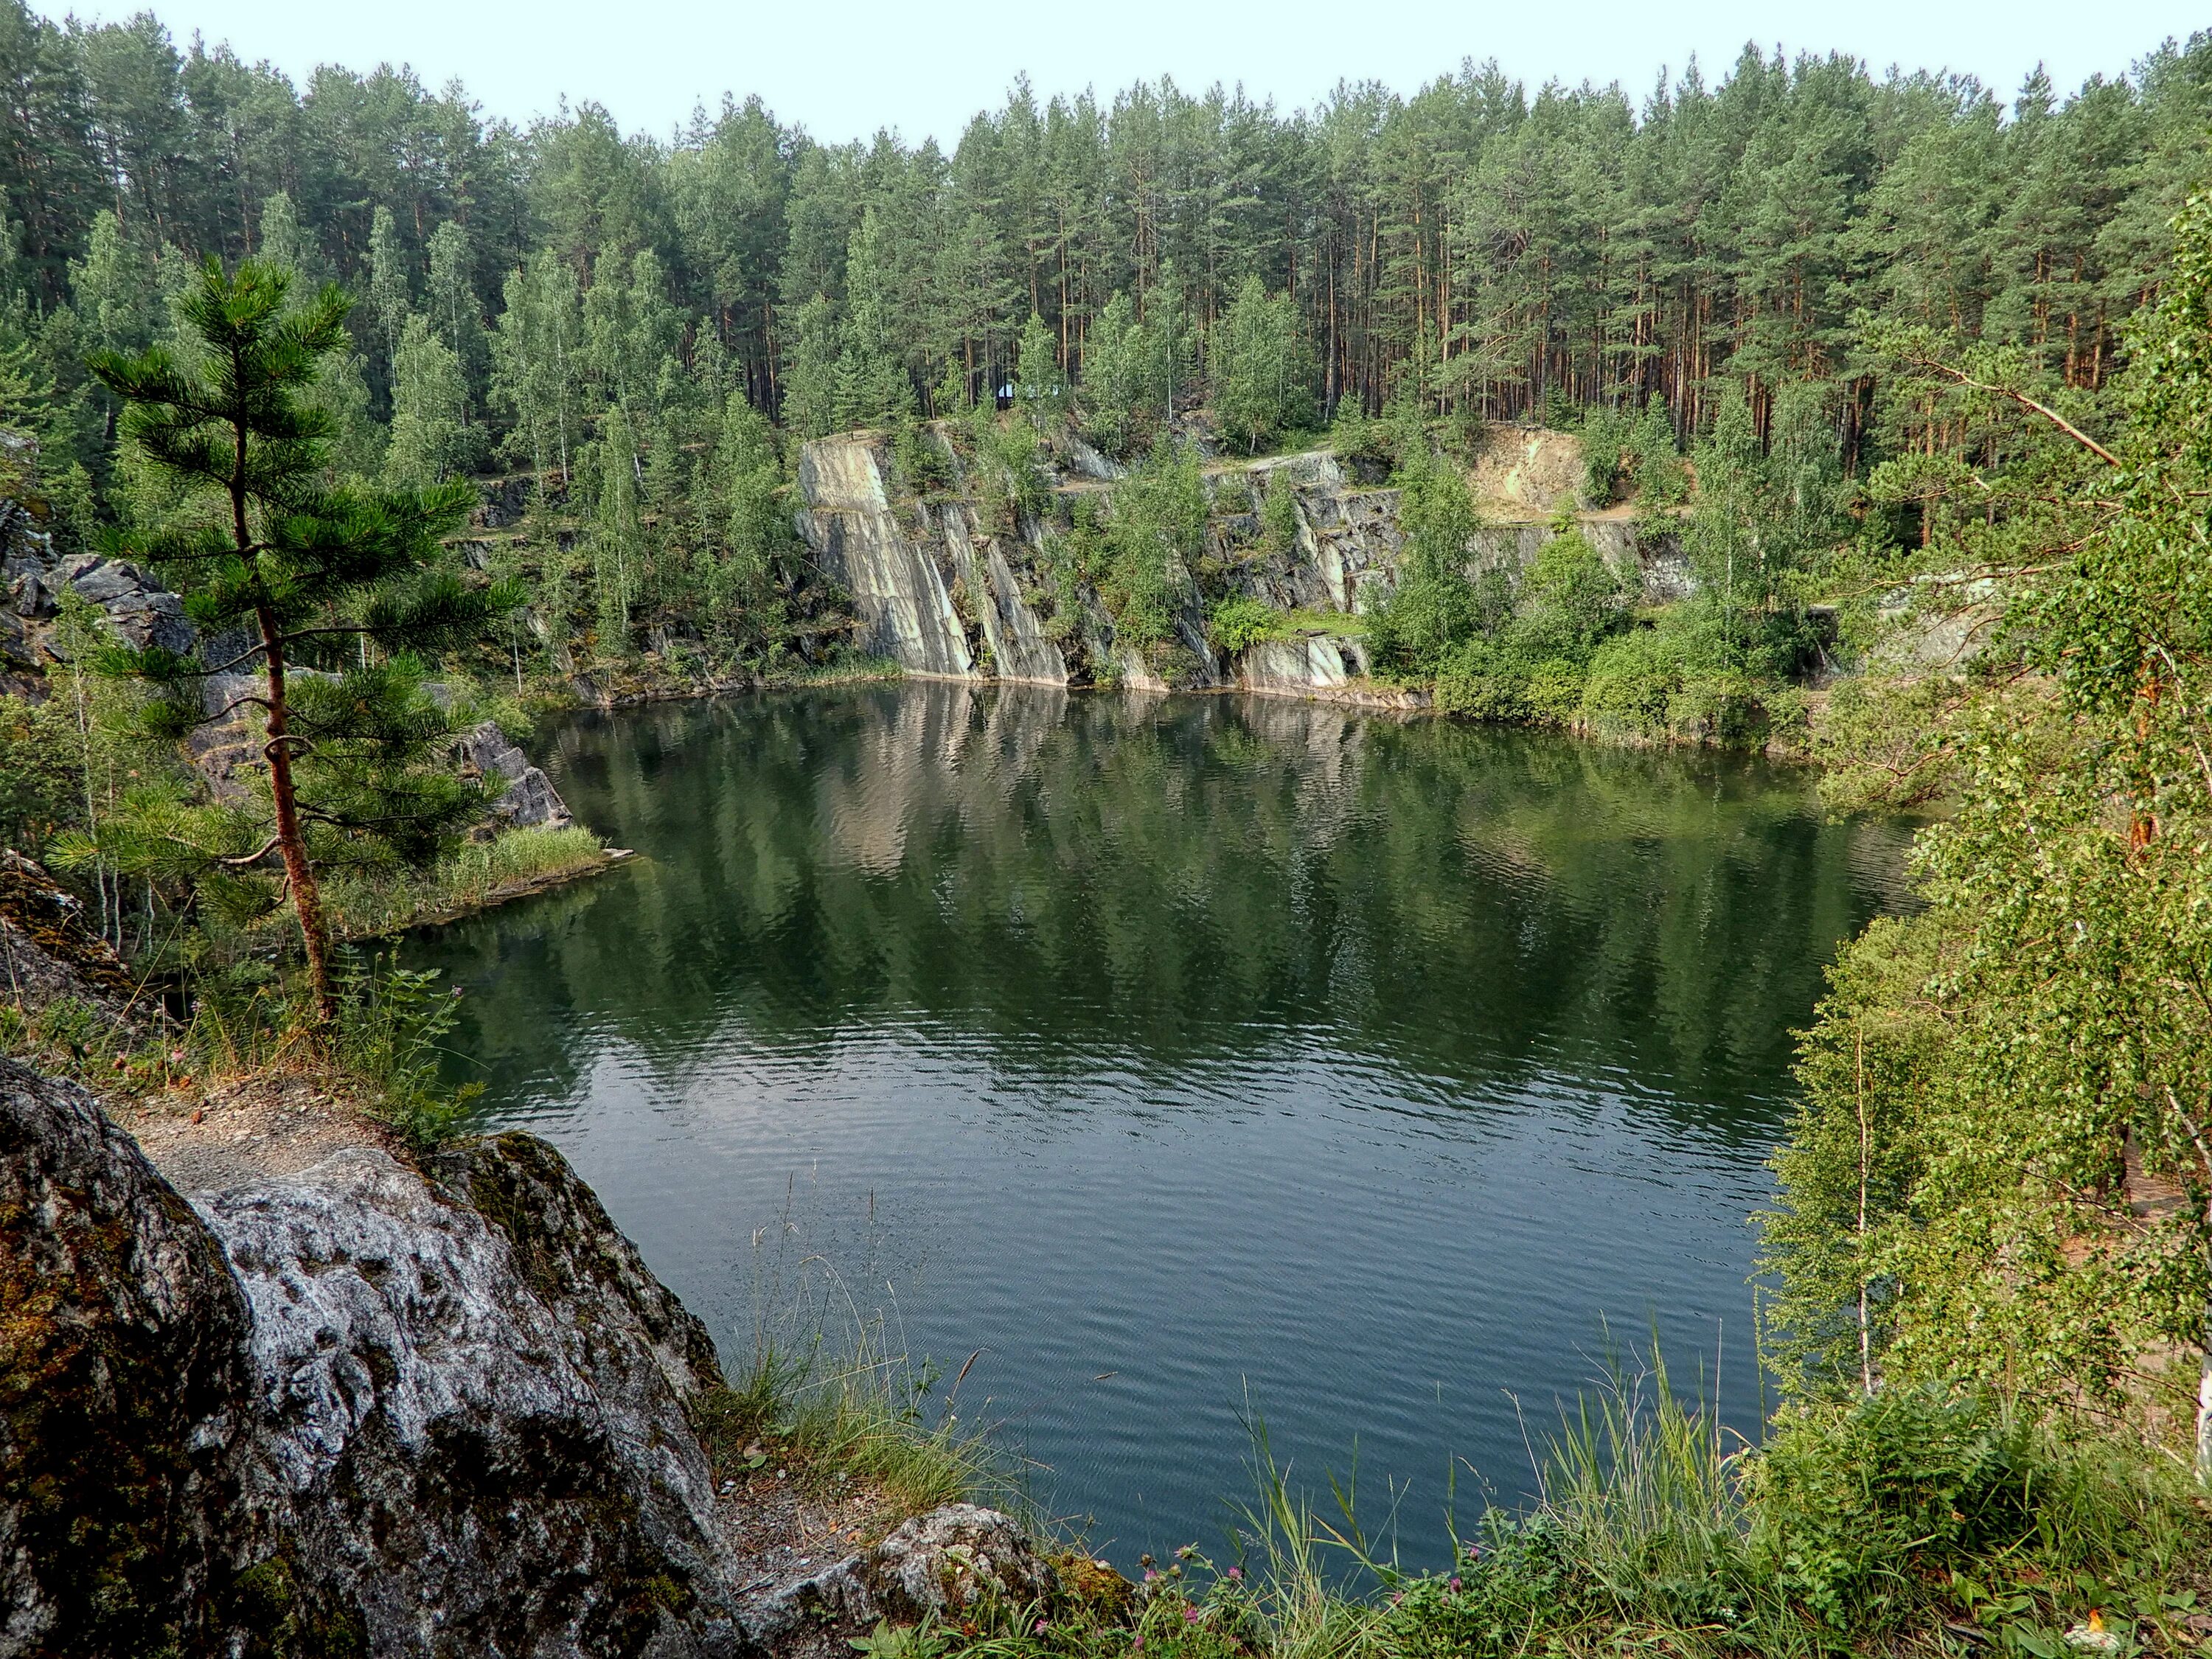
left=0, top=1062, right=1070, bottom=1659
left=794, top=423, right=1680, bottom=696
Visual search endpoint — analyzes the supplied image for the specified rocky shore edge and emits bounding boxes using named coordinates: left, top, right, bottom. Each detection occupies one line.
left=1, top=1057, right=1096, bottom=1658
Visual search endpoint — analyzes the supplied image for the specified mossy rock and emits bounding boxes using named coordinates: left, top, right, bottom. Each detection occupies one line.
left=0, top=1059, right=253, bottom=1656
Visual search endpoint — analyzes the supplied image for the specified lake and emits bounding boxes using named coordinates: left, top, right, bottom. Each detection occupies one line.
left=408, top=682, right=1913, bottom=1569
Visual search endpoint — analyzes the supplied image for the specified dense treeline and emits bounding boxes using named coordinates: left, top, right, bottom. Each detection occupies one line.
left=1, top=0, right=2209, bottom=490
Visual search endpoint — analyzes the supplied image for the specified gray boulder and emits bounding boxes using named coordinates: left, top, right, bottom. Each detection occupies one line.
left=197, top=1142, right=748, bottom=1659
left=46, top=553, right=194, bottom=654
left=456, top=719, right=574, bottom=830
left=0, top=1066, right=757, bottom=1659
left=747, top=1505, right=1059, bottom=1658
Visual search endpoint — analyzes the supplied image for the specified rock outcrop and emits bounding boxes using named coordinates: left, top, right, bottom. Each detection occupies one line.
left=793, top=422, right=1680, bottom=696
left=0, top=1060, right=252, bottom=1658
left=1, top=1065, right=743, bottom=1658
left=456, top=720, right=574, bottom=830
left=0, top=852, right=135, bottom=1015
left=198, top=1140, right=746, bottom=1659
left=749, top=1506, right=1060, bottom=1659
left=797, top=437, right=975, bottom=679
left=1, top=1063, right=1071, bottom=1659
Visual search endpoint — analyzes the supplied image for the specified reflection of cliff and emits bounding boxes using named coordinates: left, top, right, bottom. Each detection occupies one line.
left=794, top=428, right=1680, bottom=694
left=422, top=688, right=1910, bottom=1138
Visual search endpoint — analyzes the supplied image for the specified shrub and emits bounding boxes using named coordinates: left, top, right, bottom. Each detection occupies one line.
left=1747, top=1390, right=2037, bottom=1633
left=1581, top=627, right=1689, bottom=735
left=1433, top=640, right=1528, bottom=720
left=1208, top=594, right=1287, bottom=654
left=1525, top=658, right=1588, bottom=724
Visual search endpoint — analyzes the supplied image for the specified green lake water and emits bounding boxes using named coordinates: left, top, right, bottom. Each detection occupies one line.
left=408, top=681, right=1913, bottom=1567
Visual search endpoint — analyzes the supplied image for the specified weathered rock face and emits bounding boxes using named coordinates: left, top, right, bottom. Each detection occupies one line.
left=0, top=1066, right=750, bottom=1659
left=746, top=1506, right=1060, bottom=1659
left=0, top=852, right=135, bottom=1015
left=0, top=1062, right=251, bottom=1659
left=793, top=425, right=1680, bottom=695
left=456, top=720, right=574, bottom=830
left=797, top=436, right=974, bottom=679
left=197, top=1141, right=746, bottom=1659
left=2, top=1062, right=1082, bottom=1659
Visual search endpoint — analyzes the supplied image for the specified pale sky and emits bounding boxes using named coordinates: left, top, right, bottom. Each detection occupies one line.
left=32, top=0, right=2212, bottom=145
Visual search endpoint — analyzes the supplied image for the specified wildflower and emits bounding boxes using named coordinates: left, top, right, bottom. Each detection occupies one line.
left=1130, top=1641, right=1143, bottom=1655
left=1034, top=1620, right=1048, bottom=1635
left=1448, top=1578, right=1461, bottom=1593
left=1388, top=1593, right=1402, bottom=1607
left=2065, top=1611, right=2122, bottom=1655
left=1225, top=1567, right=1241, bottom=1582
left=1143, top=1570, right=1156, bottom=1582
left=169, top=1048, right=186, bottom=1065
left=1182, top=1608, right=1200, bottom=1624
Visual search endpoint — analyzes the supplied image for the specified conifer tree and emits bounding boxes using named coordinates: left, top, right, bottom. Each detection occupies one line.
left=84, top=258, right=515, bottom=1018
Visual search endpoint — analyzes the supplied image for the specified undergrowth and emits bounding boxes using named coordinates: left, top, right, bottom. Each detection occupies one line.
left=0, top=941, right=486, bottom=1153
left=878, top=1357, right=2212, bottom=1659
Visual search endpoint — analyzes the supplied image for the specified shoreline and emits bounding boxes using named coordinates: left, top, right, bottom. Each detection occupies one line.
left=546, top=659, right=1820, bottom=765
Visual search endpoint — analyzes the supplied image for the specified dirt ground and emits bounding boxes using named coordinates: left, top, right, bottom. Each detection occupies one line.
left=121, top=1068, right=403, bottom=1192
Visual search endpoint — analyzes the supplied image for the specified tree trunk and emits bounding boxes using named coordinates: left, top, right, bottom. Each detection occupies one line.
left=259, top=616, right=335, bottom=1023
left=2199, top=1191, right=2212, bottom=1487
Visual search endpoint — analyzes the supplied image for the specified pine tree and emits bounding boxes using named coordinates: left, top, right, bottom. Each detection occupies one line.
left=85, top=258, right=515, bottom=1018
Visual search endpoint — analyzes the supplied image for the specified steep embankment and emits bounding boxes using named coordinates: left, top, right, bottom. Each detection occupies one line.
left=794, top=424, right=1680, bottom=698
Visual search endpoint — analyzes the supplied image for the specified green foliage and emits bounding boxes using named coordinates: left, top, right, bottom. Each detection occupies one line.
left=964, top=406, right=1050, bottom=538
left=490, top=249, right=582, bottom=479
left=383, top=314, right=482, bottom=486
left=1078, top=291, right=1170, bottom=457
left=1578, top=403, right=1633, bottom=507
left=1257, top=470, right=1301, bottom=556
left=331, top=949, right=483, bottom=1151
left=1368, top=445, right=1484, bottom=677
left=1012, top=311, right=1065, bottom=431
left=1208, top=276, right=1315, bottom=455
left=1764, top=195, right=2212, bottom=1479
left=83, top=257, right=515, bottom=1009
left=1749, top=1391, right=2038, bottom=1632
left=1207, top=594, right=1287, bottom=654
left=1102, top=437, right=1206, bottom=654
